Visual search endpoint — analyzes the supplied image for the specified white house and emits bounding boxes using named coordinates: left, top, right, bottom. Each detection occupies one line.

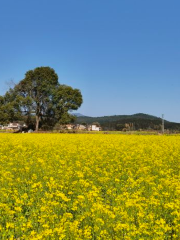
left=7, top=123, right=22, bottom=130
left=92, top=124, right=100, bottom=131
left=87, top=124, right=100, bottom=131
left=75, top=124, right=86, bottom=130
left=7, top=122, right=27, bottom=131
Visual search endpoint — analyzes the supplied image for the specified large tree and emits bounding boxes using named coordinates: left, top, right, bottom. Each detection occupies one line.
left=3, top=66, right=83, bottom=131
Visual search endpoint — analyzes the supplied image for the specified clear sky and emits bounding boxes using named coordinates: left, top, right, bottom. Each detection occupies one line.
left=0, top=0, right=180, bottom=122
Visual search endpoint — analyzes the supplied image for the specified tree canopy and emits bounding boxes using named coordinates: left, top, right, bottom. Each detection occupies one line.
left=0, top=67, right=83, bottom=131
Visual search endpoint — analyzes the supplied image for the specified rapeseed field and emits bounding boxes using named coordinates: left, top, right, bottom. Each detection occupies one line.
left=0, top=133, right=180, bottom=240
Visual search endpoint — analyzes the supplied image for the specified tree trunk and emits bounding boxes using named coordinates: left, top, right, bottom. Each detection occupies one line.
left=35, top=115, right=40, bottom=132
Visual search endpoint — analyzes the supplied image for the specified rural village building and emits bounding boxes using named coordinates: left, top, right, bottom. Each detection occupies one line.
left=65, top=124, right=101, bottom=131
left=8, top=123, right=22, bottom=130
left=65, top=124, right=74, bottom=130
left=6, top=123, right=27, bottom=131
left=91, top=124, right=101, bottom=131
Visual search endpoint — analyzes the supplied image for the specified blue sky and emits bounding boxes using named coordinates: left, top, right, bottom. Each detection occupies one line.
left=0, top=0, right=180, bottom=122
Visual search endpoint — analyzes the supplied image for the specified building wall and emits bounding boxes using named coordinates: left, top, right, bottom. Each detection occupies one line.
left=92, top=125, right=100, bottom=131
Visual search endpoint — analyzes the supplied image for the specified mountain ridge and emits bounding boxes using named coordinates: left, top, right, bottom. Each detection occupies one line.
left=75, top=113, right=166, bottom=122
left=74, top=113, right=180, bottom=131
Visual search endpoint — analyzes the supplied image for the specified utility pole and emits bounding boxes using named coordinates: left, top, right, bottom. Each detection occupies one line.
left=162, top=114, right=164, bottom=134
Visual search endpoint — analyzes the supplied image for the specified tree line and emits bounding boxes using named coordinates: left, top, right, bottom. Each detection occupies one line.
left=0, top=67, right=83, bottom=131
left=76, top=114, right=180, bottom=131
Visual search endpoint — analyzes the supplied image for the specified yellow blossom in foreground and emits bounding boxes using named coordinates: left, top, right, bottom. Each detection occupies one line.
left=0, top=133, right=180, bottom=239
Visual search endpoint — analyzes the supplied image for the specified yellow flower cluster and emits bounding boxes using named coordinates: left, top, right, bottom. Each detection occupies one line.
left=0, top=133, right=180, bottom=239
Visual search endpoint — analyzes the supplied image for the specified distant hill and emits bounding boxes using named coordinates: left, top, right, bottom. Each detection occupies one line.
left=72, top=113, right=86, bottom=117
left=75, top=113, right=180, bottom=131
left=75, top=113, right=161, bottom=123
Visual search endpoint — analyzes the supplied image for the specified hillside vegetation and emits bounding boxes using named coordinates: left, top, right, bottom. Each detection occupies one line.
left=75, top=113, right=180, bottom=131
